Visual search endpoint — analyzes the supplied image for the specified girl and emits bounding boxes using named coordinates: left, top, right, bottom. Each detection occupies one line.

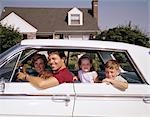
left=78, top=54, right=98, bottom=83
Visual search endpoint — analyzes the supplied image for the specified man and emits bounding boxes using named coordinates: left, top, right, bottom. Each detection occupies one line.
left=17, top=50, right=73, bottom=89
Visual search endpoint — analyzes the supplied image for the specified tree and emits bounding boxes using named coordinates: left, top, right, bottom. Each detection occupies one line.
left=0, top=23, right=22, bottom=53
left=94, top=24, right=150, bottom=48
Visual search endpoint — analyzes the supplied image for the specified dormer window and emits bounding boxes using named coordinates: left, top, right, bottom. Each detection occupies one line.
left=68, top=7, right=83, bottom=26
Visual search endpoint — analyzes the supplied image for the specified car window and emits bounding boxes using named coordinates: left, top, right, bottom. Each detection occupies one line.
left=13, top=49, right=51, bottom=79
left=65, top=49, right=144, bottom=84
left=9, top=48, right=145, bottom=84
left=98, top=50, right=144, bottom=83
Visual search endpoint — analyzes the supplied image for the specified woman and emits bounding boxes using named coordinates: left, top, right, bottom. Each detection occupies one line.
left=31, top=54, right=52, bottom=79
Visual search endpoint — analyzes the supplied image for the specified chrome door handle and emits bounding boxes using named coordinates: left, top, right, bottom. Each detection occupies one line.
left=51, top=95, right=70, bottom=106
left=143, top=97, right=150, bottom=104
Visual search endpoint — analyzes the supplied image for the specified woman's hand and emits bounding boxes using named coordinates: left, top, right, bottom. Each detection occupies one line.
left=17, top=72, right=27, bottom=81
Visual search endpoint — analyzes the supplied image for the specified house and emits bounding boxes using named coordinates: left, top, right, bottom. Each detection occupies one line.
left=0, top=0, right=99, bottom=40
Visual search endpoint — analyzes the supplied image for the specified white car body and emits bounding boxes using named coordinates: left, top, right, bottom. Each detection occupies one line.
left=0, top=39, right=150, bottom=117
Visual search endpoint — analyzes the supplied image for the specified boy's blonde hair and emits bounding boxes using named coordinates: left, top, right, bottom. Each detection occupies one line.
left=105, top=59, right=120, bottom=70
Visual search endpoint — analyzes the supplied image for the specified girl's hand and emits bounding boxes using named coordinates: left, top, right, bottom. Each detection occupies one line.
left=73, top=76, right=79, bottom=82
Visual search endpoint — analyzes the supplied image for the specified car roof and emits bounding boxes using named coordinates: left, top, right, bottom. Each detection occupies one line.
left=20, top=39, right=144, bottom=50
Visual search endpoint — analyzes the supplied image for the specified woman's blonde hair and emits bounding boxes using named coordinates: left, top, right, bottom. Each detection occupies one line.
left=32, top=54, right=48, bottom=66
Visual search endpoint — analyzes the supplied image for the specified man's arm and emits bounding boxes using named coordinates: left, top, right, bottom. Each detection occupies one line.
left=17, top=72, right=59, bottom=89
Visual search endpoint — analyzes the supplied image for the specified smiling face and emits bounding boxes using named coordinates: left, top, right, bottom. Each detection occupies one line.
left=34, top=58, right=45, bottom=75
left=80, top=58, right=92, bottom=72
left=104, top=60, right=120, bottom=79
left=105, top=68, right=119, bottom=80
left=48, top=53, right=65, bottom=71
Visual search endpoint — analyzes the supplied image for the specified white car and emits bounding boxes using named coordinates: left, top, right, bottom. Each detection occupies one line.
left=0, top=39, right=150, bottom=117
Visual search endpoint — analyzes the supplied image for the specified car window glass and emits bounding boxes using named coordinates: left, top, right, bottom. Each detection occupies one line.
left=66, top=49, right=144, bottom=84
left=0, top=53, right=21, bottom=82
left=98, top=50, right=144, bottom=84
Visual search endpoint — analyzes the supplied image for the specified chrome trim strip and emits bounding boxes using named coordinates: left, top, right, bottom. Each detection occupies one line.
left=75, top=94, right=150, bottom=99
left=0, top=94, right=74, bottom=100
left=0, top=93, right=149, bottom=99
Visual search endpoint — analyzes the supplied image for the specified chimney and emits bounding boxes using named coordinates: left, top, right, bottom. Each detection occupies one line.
left=92, top=0, right=98, bottom=22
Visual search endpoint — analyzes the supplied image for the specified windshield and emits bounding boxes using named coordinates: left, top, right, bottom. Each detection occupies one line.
left=0, top=43, right=20, bottom=59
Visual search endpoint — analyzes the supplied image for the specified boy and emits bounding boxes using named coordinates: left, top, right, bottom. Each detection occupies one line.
left=102, top=59, right=128, bottom=91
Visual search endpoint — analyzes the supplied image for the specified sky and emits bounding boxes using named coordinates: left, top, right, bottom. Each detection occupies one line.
left=0, top=0, right=150, bottom=35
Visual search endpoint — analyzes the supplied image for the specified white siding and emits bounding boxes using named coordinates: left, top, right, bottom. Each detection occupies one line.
left=0, top=12, right=37, bottom=33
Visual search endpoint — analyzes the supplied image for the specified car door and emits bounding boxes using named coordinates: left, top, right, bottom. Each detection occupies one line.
left=0, top=49, right=75, bottom=117
left=73, top=49, right=150, bottom=117
left=0, top=83, right=75, bottom=117
left=73, top=83, right=150, bottom=117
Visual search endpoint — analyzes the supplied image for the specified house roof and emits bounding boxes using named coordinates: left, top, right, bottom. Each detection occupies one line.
left=0, top=7, right=99, bottom=34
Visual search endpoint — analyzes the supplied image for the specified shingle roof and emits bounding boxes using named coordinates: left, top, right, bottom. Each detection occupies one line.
left=0, top=7, right=99, bottom=33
